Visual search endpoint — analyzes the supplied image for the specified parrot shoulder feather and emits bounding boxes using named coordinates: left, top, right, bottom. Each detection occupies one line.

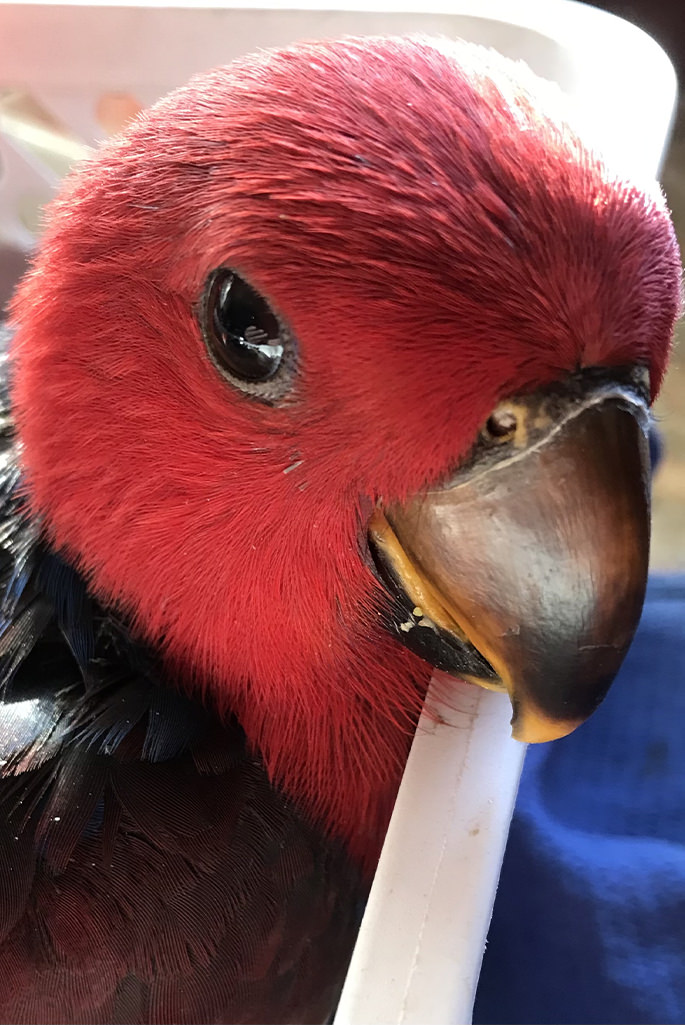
left=0, top=333, right=363, bottom=1024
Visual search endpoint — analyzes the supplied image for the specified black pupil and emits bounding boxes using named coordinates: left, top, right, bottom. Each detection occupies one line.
left=210, top=271, right=283, bottom=382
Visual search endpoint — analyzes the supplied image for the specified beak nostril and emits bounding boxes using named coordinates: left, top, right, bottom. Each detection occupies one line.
left=485, top=409, right=518, bottom=441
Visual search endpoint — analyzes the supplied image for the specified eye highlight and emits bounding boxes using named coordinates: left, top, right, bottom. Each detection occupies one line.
left=200, top=268, right=296, bottom=402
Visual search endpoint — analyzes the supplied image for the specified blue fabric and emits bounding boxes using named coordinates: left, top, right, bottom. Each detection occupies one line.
left=474, top=574, right=685, bottom=1025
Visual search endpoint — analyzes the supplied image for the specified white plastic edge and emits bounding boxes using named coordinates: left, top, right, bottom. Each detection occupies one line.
left=334, top=681, right=525, bottom=1025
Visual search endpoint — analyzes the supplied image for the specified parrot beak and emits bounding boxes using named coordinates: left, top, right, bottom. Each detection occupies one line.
left=369, top=368, right=651, bottom=743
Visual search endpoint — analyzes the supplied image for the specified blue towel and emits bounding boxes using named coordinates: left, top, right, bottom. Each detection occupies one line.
left=474, top=574, right=685, bottom=1025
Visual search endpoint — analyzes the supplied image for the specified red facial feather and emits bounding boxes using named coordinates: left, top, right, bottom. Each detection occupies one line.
left=9, top=36, right=681, bottom=866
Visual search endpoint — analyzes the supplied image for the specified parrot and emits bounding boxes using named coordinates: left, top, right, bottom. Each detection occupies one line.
left=0, top=32, right=680, bottom=1025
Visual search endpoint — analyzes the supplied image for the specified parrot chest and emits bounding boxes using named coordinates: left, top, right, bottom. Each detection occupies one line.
left=0, top=355, right=364, bottom=1023
left=0, top=720, right=364, bottom=1024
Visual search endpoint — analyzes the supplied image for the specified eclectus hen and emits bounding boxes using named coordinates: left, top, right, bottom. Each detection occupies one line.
left=0, top=35, right=680, bottom=1025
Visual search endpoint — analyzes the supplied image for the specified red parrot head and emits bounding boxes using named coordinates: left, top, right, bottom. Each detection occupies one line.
left=9, top=36, right=681, bottom=861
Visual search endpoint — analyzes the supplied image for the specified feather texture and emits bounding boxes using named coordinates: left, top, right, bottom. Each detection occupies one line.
left=0, top=336, right=364, bottom=1022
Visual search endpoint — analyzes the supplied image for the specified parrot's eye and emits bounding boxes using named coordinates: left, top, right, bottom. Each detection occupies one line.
left=200, top=268, right=295, bottom=402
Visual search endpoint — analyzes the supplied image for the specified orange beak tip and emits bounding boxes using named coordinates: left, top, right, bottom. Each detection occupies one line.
left=510, top=704, right=584, bottom=744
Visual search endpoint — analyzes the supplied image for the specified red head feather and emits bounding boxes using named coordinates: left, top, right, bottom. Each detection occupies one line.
left=9, top=36, right=681, bottom=863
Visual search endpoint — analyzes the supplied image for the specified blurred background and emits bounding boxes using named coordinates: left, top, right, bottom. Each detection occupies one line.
left=654, top=115, right=685, bottom=571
